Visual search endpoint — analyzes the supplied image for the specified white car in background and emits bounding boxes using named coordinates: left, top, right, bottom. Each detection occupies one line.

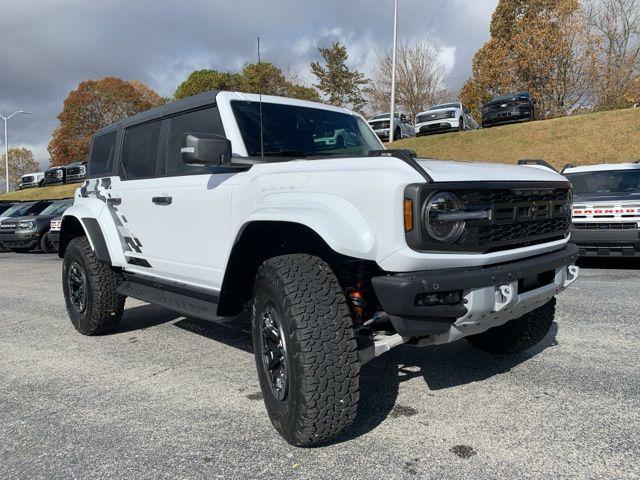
left=367, top=112, right=415, bottom=141
left=415, top=102, right=478, bottom=136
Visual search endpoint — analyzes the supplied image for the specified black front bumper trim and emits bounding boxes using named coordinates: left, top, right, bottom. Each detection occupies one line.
left=371, top=244, right=579, bottom=322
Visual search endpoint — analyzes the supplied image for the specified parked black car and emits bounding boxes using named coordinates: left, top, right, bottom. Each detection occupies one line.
left=44, top=165, right=67, bottom=185
left=65, top=161, right=88, bottom=183
left=0, top=201, right=53, bottom=252
left=0, top=199, right=72, bottom=253
left=481, top=92, right=535, bottom=128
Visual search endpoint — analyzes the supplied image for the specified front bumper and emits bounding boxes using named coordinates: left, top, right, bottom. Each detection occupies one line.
left=371, top=244, right=579, bottom=339
left=0, top=231, right=40, bottom=250
left=66, top=174, right=85, bottom=183
left=373, top=128, right=390, bottom=141
left=19, top=182, right=39, bottom=189
left=482, top=109, right=531, bottom=127
left=416, top=120, right=458, bottom=135
left=571, top=227, right=640, bottom=256
left=49, top=230, right=60, bottom=249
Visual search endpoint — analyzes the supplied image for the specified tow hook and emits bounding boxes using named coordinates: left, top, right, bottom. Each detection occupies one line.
left=494, top=284, right=515, bottom=312
left=564, top=265, right=579, bottom=287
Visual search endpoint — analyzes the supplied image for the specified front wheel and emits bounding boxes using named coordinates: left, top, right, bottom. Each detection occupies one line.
left=40, top=231, right=55, bottom=253
left=251, top=254, right=360, bottom=447
left=62, top=236, right=125, bottom=335
left=466, top=298, right=556, bottom=354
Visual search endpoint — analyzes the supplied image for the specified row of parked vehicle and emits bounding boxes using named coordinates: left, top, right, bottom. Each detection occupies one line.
left=18, top=161, right=87, bottom=189
left=0, top=199, right=70, bottom=253
left=367, top=92, right=535, bottom=141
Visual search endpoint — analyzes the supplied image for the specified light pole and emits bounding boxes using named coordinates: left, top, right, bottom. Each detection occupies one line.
left=1, top=110, right=31, bottom=192
left=388, top=0, right=399, bottom=143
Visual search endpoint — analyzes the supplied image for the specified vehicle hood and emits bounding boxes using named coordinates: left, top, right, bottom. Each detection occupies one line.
left=3, top=214, right=56, bottom=225
left=573, top=192, right=640, bottom=203
left=419, top=107, right=458, bottom=116
left=416, top=158, right=567, bottom=183
left=368, top=118, right=392, bottom=124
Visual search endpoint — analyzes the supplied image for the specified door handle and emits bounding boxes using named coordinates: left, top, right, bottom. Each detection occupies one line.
left=107, top=197, right=121, bottom=206
left=152, top=196, right=172, bottom=206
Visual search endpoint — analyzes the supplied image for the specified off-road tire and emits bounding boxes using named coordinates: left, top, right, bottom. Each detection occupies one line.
left=62, top=236, right=125, bottom=335
left=466, top=298, right=556, bottom=354
left=40, top=231, right=54, bottom=253
left=251, top=254, right=360, bottom=447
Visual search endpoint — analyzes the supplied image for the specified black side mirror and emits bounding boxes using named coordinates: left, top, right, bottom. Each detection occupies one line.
left=181, top=133, right=232, bottom=166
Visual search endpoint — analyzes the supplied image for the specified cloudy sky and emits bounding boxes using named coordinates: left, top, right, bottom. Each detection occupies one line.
left=0, top=0, right=498, bottom=169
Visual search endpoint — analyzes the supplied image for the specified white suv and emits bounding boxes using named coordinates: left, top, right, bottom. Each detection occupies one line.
left=59, top=91, right=579, bottom=447
left=415, top=102, right=478, bottom=135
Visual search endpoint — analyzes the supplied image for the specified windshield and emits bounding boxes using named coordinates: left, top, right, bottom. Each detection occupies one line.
left=566, top=170, right=640, bottom=196
left=427, top=103, right=459, bottom=111
left=39, top=201, right=72, bottom=216
left=1, top=202, right=36, bottom=218
left=231, top=101, right=382, bottom=158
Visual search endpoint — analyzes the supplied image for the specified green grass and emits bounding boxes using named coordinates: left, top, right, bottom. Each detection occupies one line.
left=393, top=107, right=640, bottom=170
left=2, top=108, right=638, bottom=202
left=0, top=183, right=77, bottom=201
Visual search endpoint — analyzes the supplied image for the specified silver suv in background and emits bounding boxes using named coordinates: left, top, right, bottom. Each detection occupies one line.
left=368, top=112, right=415, bottom=141
left=415, top=102, right=478, bottom=136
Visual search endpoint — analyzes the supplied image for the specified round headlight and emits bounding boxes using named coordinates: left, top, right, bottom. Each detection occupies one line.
left=18, top=221, right=35, bottom=230
left=423, top=191, right=465, bottom=243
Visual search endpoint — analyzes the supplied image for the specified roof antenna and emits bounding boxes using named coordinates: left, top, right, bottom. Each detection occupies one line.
left=257, top=36, right=265, bottom=159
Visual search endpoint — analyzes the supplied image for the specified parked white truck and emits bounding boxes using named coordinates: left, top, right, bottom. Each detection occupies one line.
left=59, top=91, right=579, bottom=446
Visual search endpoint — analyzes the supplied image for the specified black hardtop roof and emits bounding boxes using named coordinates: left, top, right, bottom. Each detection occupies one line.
left=94, top=90, right=220, bottom=136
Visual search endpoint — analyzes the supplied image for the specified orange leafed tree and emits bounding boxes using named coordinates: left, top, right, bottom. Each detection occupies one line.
left=48, top=77, right=165, bottom=166
left=461, top=0, right=590, bottom=119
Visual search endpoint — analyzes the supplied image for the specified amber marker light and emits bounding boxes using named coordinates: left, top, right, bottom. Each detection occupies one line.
left=404, top=198, right=414, bottom=232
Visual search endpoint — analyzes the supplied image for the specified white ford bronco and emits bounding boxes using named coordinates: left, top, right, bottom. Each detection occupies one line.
left=59, top=91, right=580, bottom=446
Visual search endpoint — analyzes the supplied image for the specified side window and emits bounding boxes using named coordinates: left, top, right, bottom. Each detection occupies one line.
left=89, top=131, right=117, bottom=176
left=165, top=107, right=224, bottom=176
left=122, top=121, right=161, bottom=180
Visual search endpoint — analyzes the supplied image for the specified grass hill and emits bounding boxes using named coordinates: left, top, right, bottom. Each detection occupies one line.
left=393, top=107, right=640, bottom=170
left=0, top=183, right=77, bottom=202
left=1, top=108, right=638, bottom=202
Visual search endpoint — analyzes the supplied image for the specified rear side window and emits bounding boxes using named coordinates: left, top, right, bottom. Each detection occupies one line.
left=122, top=121, right=161, bottom=180
left=165, top=107, right=224, bottom=176
left=89, top=131, right=117, bottom=176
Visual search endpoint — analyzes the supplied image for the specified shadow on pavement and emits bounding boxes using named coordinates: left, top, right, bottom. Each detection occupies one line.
left=114, top=302, right=558, bottom=445
left=577, top=257, right=640, bottom=270
left=335, top=322, right=559, bottom=444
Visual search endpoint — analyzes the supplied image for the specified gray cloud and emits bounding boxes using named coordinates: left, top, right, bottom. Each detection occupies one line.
left=0, top=0, right=497, bottom=169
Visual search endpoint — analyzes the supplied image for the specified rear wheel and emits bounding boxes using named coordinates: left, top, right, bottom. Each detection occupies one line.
left=251, top=254, right=360, bottom=447
left=394, top=127, right=401, bottom=140
left=466, top=298, right=556, bottom=354
left=62, top=236, right=125, bottom=335
left=458, top=117, right=464, bottom=131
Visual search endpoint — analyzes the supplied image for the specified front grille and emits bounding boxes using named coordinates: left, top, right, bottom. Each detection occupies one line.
left=370, top=121, right=390, bottom=130
left=67, top=167, right=84, bottom=176
left=573, top=223, right=637, bottom=230
left=417, top=111, right=454, bottom=123
left=404, top=183, right=572, bottom=253
left=485, top=100, right=524, bottom=111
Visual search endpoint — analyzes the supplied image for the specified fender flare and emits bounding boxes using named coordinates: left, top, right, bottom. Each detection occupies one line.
left=237, top=192, right=378, bottom=260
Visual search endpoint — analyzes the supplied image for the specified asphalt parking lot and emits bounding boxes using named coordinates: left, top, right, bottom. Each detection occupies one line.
left=1, top=252, right=638, bottom=479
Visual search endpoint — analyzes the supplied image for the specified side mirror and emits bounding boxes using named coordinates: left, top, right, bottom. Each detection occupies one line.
left=181, top=133, right=232, bottom=166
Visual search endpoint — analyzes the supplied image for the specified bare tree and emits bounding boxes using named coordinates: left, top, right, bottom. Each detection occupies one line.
left=368, top=38, right=450, bottom=121
left=585, top=0, right=640, bottom=108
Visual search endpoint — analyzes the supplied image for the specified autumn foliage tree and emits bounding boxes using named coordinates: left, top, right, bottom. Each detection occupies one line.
left=461, top=0, right=590, bottom=119
left=48, top=77, right=164, bottom=166
left=0, top=147, right=38, bottom=191
left=174, top=63, right=320, bottom=102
